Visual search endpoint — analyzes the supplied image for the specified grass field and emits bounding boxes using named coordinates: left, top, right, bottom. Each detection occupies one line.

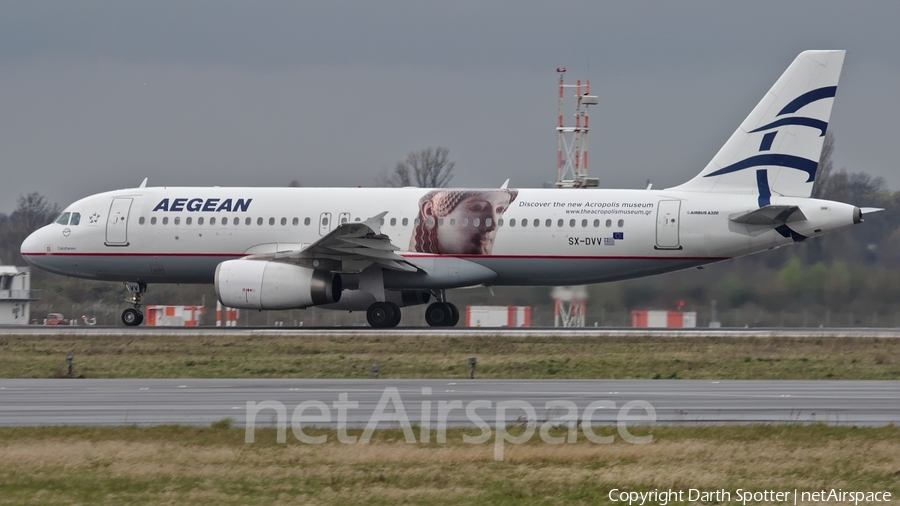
left=0, top=333, right=898, bottom=379
left=0, top=424, right=897, bottom=505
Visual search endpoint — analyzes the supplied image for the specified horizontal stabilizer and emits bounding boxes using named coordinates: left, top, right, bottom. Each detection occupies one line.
left=729, top=205, right=806, bottom=225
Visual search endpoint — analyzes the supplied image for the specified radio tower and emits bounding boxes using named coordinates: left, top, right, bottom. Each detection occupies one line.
left=555, top=67, right=600, bottom=188
left=553, top=67, right=597, bottom=326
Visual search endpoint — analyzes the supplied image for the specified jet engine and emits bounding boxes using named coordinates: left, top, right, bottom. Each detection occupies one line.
left=215, top=259, right=341, bottom=310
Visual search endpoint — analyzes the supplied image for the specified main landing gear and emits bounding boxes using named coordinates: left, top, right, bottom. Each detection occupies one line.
left=425, top=290, right=459, bottom=327
left=366, top=301, right=402, bottom=328
left=122, top=282, right=147, bottom=326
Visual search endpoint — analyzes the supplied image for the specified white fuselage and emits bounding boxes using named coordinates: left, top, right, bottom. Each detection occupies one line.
left=20, top=186, right=858, bottom=287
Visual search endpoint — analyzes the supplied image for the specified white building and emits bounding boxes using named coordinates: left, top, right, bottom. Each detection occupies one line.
left=0, top=266, right=39, bottom=325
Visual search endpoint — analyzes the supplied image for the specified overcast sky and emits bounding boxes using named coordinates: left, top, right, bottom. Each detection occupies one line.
left=1, top=1, right=898, bottom=213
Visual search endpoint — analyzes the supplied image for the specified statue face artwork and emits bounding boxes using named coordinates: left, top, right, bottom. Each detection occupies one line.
left=410, top=189, right=517, bottom=255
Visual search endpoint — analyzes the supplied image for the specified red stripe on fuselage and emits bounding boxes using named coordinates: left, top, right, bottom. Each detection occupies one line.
left=21, top=252, right=730, bottom=261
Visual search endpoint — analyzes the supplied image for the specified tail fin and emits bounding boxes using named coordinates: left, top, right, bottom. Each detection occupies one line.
left=670, top=50, right=845, bottom=201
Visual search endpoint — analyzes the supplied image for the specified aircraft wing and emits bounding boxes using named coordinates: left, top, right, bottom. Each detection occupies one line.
left=729, top=205, right=806, bottom=226
left=245, top=212, right=419, bottom=273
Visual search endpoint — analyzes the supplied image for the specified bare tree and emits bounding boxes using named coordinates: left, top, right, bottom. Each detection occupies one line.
left=378, top=147, right=455, bottom=188
left=11, top=192, right=59, bottom=232
left=811, top=131, right=835, bottom=199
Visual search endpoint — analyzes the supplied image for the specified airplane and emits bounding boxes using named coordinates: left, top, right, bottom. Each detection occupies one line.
left=20, top=50, right=880, bottom=328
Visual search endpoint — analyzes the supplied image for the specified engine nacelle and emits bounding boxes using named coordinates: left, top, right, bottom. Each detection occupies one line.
left=215, top=259, right=341, bottom=310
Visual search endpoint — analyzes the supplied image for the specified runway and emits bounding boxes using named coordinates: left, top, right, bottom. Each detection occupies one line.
left=3, top=325, right=900, bottom=338
left=1, top=379, right=897, bottom=427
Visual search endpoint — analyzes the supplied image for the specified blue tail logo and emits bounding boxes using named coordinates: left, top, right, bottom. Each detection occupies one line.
left=703, top=86, right=835, bottom=207
left=703, top=86, right=835, bottom=190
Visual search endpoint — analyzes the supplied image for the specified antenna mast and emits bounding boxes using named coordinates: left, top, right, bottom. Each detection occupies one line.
left=555, top=67, right=599, bottom=188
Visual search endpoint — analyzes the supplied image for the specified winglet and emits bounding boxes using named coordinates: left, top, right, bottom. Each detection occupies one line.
left=138, top=177, right=148, bottom=188
left=500, top=178, right=510, bottom=189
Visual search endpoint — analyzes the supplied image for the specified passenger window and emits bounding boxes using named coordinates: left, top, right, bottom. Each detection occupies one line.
left=498, top=219, right=504, bottom=227
left=509, top=219, right=516, bottom=227
left=403, top=218, right=409, bottom=226
left=473, top=218, right=480, bottom=227
left=162, top=217, right=169, bottom=225
left=198, top=217, right=204, bottom=225
left=414, top=218, right=420, bottom=226
left=209, top=217, right=215, bottom=225
left=70, top=213, right=81, bottom=226
left=569, top=219, right=575, bottom=227
left=174, top=217, right=180, bottom=225
left=485, top=218, right=492, bottom=227
left=292, top=217, right=298, bottom=226
left=545, top=219, right=551, bottom=227
left=56, top=213, right=70, bottom=225
left=151, top=217, right=157, bottom=225
left=426, top=217, right=434, bottom=227
left=269, top=217, right=275, bottom=226
left=390, top=218, right=397, bottom=226
left=304, top=217, right=311, bottom=226
left=521, top=219, right=527, bottom=228
left=186, top=217, right=192, bottom=225
left=438, top=218, right=444, bottom=226
left=449, top=218, right=456, bottom=226
left=593, top=219, right=599, bottom=227
left=581, top=219, right=588, bottom=227
left=257, top=217, right=263, bottom=226
left=322, top=217, right=329, bottom=226
left=357, top=218, right=363, bottom=222
left=281, top=217, right=287, bottom=226
left=557, top=219, right=563, bottom=227
left=139, top=217, right=145, bottom=225
left=534, top=219, right=540, bottom=227
left=245, top=217, right=251, bottom=226
left=618, top=219, right=624, bottom=227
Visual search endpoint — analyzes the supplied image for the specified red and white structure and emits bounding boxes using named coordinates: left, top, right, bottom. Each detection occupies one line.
left=145, top=305, right=205, bottom=326
left=555, top=68, right=599, bottom=189
left=465, top=306, right=531, bottom=327
left=552, top=285, right=586, bottom=328
left=216, top=301, right=239, bottom=327
left=631, top=311, right=697, bottom=328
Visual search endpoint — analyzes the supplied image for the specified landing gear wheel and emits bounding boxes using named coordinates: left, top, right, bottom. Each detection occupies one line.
left=425, top=302, right=453, bottom=327
left=122, top=308, right=143, bottom=326
left=387, top=302, right=402, bottom=327
left=367, top=301, right=397, bottom=328
left=447, top=303, right=460, bottom=327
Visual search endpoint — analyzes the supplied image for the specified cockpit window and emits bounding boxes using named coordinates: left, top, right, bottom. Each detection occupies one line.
left=56, top=213, right=71, bottom=225
left=70, top=213, right=81, bottom=226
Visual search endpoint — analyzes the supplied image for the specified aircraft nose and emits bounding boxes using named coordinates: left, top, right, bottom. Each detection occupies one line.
left=20, top=228, right=46, bottom=267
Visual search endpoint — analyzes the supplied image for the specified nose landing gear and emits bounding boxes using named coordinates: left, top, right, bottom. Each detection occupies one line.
left=122, top=282, right=147, bottom=326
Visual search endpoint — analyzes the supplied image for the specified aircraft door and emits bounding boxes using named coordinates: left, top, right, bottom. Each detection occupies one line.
left=655, top=200, right=681, bottom=250
left=319, top=212, right=332, bottom=236
left=105, top=198, right=133, bottom=246
left=338, top=212, right=351, bottom=225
